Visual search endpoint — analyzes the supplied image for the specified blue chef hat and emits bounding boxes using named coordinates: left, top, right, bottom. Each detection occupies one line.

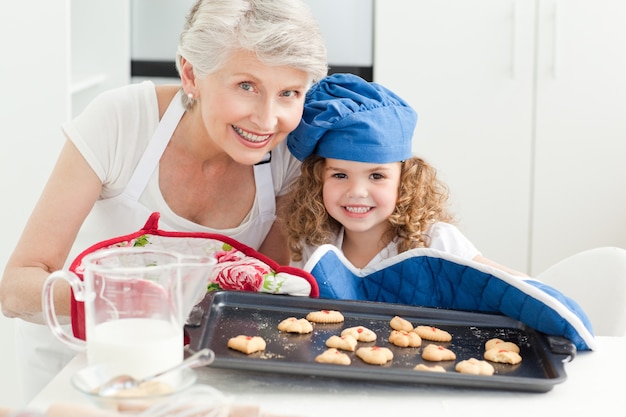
left=287, top=73, right=417, bottom=163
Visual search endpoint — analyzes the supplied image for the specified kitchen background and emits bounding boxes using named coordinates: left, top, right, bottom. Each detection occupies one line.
left=1, top=0, right=625, bottom=409
left=130, top=0, right=373, bottom=85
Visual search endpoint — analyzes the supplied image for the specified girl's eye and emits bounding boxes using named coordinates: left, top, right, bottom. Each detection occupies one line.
left=332, top=173, right=347, bottom=179
left=371, top=173, right=384, bottom=180
left=281, top=90, right=299, bottom=98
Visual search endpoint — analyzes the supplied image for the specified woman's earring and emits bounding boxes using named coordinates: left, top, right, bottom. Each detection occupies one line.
left=186, top=92, right=198, bottom=106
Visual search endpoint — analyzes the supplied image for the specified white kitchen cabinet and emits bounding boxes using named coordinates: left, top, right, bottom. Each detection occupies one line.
left=374, top=0, right=536, bottom=272
left=374, top=0, right=626, bottom=274
left=1, top=0, right=129, bottom=268
left=71, top=0, right=130, bottom=117
left=531, top=0, right=626, bottom=273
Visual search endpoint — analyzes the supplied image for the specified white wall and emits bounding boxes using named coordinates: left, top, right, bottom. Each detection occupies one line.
left=0, top=2, right=68, bottom=409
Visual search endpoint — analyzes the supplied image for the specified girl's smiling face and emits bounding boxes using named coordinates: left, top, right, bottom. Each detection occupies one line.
left=322, top=158, right=402, bottom=238
left=190, top=49, right=310, bottom=165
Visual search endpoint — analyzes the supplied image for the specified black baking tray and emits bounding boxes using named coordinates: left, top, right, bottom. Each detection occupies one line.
left=194, top=291, right=572, bottom=393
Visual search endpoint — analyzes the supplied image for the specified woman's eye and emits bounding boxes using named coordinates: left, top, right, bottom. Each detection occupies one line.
left=240, top=82, right=254, bottom=91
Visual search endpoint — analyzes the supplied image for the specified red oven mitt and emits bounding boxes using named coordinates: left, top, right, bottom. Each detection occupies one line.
left=69, top=212, right=318, bottom=340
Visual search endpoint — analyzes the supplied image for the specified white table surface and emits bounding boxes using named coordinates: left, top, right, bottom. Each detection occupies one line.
left=27, top=336, right=624, bottom=416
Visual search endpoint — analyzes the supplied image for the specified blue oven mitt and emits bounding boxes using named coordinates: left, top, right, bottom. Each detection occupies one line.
left=304, top=245, right=596, bottom=351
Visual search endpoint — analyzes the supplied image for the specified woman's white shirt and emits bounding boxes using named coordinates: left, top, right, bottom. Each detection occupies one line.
left=63, top=81, right=301, bottom=251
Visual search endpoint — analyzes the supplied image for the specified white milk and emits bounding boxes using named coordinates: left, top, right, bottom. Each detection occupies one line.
left=87, top=318, right=183, bottom=379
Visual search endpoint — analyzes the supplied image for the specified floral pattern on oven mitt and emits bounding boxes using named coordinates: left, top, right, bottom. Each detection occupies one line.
left=303, top=244, right=596, bottom=351
left=69, top=212, right=319, bottom=340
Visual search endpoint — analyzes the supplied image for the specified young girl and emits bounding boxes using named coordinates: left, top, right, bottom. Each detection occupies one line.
left=281, top=74, right=595, bottom=352
left=283, top=73, right=522, bottom=276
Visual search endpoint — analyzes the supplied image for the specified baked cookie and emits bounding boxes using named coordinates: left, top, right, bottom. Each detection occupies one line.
left=227, top=335, right=266, bottom=354
left=485, top=338, right=520, bottom=353
left=315, top=348, right=351, bottom=366
left=389, top=315, right=413, bottom=331
left=413, top=364, right=446, bottom=373
left=325, top=334, right=358, bottom=352
left=306, top=310, right=345, bottom=324
left=414, top=326, right=452, bottom=342
left=455, top=358, right=495, bottom=375
left=484, top=348, right=523, bottom=365
left=421, top=344, right=456, bottom=362
left=356, top=346, right=394, bottom=365
left=341, top=326, right=377, bottom=342
left=277, top=317, right=313, bottom=334
left=388, top=330, right=422, bottom=348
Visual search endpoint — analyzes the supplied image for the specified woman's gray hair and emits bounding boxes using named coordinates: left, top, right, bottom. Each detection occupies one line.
left=176, top=0, right=328, bottom=110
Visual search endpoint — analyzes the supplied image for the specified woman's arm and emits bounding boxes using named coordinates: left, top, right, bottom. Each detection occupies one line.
left=0, top=140, right=102, bottom=323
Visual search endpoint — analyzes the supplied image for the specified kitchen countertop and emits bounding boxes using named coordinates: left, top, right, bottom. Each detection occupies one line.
left=27, top=335, right=624, bottom=416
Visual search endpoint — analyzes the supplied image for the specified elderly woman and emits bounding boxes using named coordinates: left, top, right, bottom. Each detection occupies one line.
left=0, top=0, right=327, bottom=402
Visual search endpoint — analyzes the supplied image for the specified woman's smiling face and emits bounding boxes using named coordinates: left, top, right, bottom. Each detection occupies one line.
left=195, top=49, right=310, bottom=165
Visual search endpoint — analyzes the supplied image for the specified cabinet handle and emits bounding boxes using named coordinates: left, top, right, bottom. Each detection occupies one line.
left=511, top=1, right=517, bottom=79
left=553, top=0, right=560, bottom=79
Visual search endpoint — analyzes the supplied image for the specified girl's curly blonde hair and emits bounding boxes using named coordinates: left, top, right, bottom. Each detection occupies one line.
left=281, top=155, right=455, bottom=262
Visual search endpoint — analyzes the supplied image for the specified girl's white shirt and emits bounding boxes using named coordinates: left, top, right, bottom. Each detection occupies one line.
left=292, top=222, right=481, bottom=271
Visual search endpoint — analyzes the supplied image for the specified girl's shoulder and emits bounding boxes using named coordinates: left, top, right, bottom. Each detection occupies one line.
left=424, top=222, right=480, bottom=260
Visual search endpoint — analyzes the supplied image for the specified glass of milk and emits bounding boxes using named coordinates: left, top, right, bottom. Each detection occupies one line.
left=43, top=248, right=216, bottom=380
